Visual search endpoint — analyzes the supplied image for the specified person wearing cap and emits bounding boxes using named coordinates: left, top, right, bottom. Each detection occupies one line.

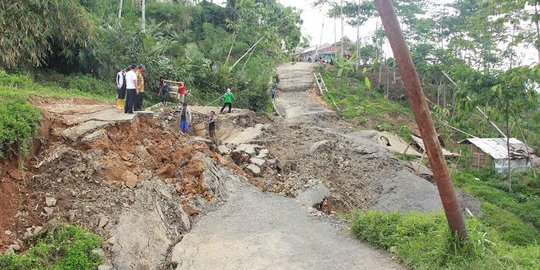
left=115, top=68, right=127, bottom=110
left=220, top=88, right=234, bottom=114
left=124, top=64, right=138, bottom=114
left=134, top=64, right=145, bottom=111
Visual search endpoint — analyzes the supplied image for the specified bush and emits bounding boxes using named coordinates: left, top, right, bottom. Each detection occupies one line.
left=349, top=211, right=540, bottom=269
left=0, top=225, right=102, bottom=270
left=33, top=71, right=114, bottom=98
left=453, top=169, right=540, bottom=232
left=0, top=92, right=41, bottom=159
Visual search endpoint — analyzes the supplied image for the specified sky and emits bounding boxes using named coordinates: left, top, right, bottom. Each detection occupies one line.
left=277, top=0, right=537, bottom=65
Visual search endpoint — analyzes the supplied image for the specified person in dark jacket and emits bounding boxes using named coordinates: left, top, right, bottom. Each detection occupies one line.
left=116, top=69, right=127, bottom=110
left=160, top=81, right=170, bottom=105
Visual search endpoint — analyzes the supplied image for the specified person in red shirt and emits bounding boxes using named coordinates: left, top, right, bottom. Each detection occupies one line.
left=178, top=82, right=186, bottom=103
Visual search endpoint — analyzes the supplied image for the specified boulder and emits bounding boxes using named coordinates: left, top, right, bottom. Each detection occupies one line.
left=309, top=140, right=332, bottom=154
left=122, top=171, right=140, bottom=188
left=245, top=164, right=261, bottom=176
left=97, top=263, right=113, bottom=270
left=217, top=145, right=230, bottom=155
left=43, top=207, right=54, bottom=215
left=236, top=144, right=256, bottom=156
left=45, top=196, right=57, bottom=207
left=296, top=180, right=330, bottom=208
left=250, top=157, right=265, bottom=167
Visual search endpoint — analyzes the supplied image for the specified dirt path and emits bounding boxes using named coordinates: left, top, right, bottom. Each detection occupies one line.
left=1, top=64, right=478, bottom=269
left=169, top=62, right=405, bottom=269
left=171, top=176, right=402, bottom=270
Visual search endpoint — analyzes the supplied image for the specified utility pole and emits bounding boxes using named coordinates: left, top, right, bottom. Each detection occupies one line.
left=141, top=0, right=146, bottom=32
left=374, top=0, right=468, bottom=240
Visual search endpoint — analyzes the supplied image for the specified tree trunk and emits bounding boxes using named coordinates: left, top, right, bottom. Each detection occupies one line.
left=340, top=0, right=344, bottom=58
left=512, top=112, right=536, bottom=177
left=118, top=0, right=124, bottom=21
left=226, top=34, right=236, bottom=63
left=334, top=17, right=337, bottom=46
left=356, top=0, right=361, bottom=66
left=506, top=101, right=512, bottom=192
left=535, top=3, right=540, bottom=63
left=443, top=83, right=446, bottom=108
left=141, top=0, right=146, bottom=32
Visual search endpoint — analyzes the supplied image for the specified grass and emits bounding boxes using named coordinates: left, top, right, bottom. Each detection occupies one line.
left=348, top=168, right=539, bottom=269
left=0, top=70, right=114, bottom=159
left=453, top=168, right=539, bottom=244
left=350, top=211, right=539, bottom=269
left=0, top=224, right=103, bottom=270
left=319, top=66, right=540, bottom=268
left=318, top=65, right=413, bottom=139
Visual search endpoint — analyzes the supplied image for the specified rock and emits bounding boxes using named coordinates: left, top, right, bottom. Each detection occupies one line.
left=8, top=243, right=21, bottom=252
left=389, top=246, right=398, bottom=254
left=245, top=164, right=261, bottom=176
left=45, top=196, right=57, bottom=207
left=193, top=136, right=213, bottom=145
left=92, top=248, right=105, bottom=257
left=250, top=157, right=265, bottom=167
left=217, top=145, right=230, bottom=155
left=296, top=179, right=330, bottom=208
left=309, top=140, right=332, bottom=154
left=107, top=237, right=116, bottom=246
left=256, top=148, right=269, bottom=158
left=97, top=263, right=114, bottom=270
left=81, top=129, right=108, bottom=143
left=98, top=214, right=109, bottom=229
left=355, top=144, right=379, bottom=155
left=44, top=207, right=54, bottom=215
left=111, top=181, right=190, bottom=269
left=157, top=164, right=175, bottom=178
left=122, top=171, right=140, bottom=188
left=4, top=230, right=12, bottom=236
left=236, top=144, right=256, bottom=156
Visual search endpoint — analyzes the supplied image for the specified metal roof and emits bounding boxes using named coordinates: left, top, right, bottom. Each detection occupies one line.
left=465, top=138, right=533, bottom=159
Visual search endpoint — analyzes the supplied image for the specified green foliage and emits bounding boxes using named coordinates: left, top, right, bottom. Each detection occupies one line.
left=0, top=0, right=97, bottom=70
left=33, top=71, right=115, bottom=98
left=0, top=70, right=113, bottom=101
left=0, top=70, right=115, bottom=160
left=453, top=168, right=540, bottom=241
left=0, top=93, right=41, bottom=159
left=350, top=211, right=540, bottom=269
left=0, top=225, right=102, bottom=270
left=319, top=65, right=412, bottom=136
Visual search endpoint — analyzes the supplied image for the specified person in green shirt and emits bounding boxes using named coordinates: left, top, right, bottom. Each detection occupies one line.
left=220, top=88, right=234, bottom=114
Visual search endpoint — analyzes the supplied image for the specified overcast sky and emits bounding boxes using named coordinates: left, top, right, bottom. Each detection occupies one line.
left=277, top=0, right=537, bottom=65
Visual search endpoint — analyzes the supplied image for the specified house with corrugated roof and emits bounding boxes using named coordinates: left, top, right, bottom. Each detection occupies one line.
left=461, top=138, right=536, bottom=174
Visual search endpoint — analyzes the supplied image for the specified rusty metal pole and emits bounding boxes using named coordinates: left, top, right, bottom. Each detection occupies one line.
left=374, top=0, right=468, bottom=239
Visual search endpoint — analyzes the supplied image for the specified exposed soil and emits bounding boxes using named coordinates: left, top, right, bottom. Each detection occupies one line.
left=0, top=99, right=246, bottom=252
left=0, top=63, right=479, bottom=269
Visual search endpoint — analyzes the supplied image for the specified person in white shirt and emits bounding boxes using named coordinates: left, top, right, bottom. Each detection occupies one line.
left=115, top=69, right=126, bottom=110
left=124, top=64, right=138, bottom=114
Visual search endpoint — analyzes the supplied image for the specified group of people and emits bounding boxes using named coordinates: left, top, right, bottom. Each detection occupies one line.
left=115, top=64, right=146, bottom=114
left=115, top=69, right=246, bottom=143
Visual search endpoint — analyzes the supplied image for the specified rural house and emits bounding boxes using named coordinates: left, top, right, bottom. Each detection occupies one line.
left=461, top=138, right=536, bottom=174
